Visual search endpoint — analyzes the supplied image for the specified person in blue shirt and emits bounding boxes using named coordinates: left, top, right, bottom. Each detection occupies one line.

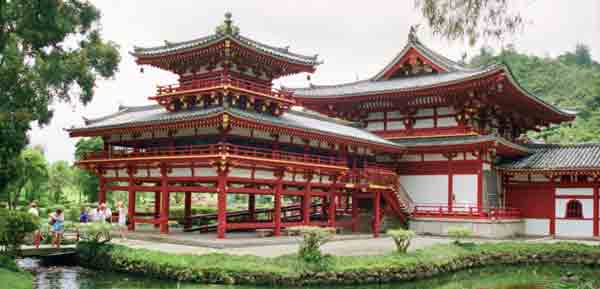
left=79, top=207, right=89, bottom=223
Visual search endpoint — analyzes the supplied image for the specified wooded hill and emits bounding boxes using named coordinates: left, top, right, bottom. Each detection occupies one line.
left=468, top=44, right=600, bottom=143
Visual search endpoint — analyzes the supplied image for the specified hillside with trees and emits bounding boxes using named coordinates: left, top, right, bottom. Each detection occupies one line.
left=468, top=44, right=600, bottom=143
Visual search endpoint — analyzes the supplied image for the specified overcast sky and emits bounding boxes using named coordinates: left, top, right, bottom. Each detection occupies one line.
left=28, top=0, right=600, bottom=163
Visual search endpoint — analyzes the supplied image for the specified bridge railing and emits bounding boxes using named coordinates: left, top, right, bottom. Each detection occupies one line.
left=412, top=204, right=521, bottom=219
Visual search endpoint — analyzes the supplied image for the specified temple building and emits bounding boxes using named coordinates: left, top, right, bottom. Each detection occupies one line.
left=70, top=14, right=600, bottom=239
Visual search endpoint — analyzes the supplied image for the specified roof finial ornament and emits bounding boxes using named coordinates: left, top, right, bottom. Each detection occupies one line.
left=216, top=12, right=240, bottom=36
left=408, top=24, right=420, bottom=43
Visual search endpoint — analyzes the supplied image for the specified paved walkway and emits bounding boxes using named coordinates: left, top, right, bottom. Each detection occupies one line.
left=111, top=235, right=600, bottom=258
left=112, top=236, right=455, bottom=257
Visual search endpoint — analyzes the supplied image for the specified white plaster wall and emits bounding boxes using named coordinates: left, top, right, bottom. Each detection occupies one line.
left=556, top=198, right=594, bottom=219
left=423, top=154, right=446, bottom=161
left=366, top=121, right=384, bottom=131
left=524, top=218, right=550, bottom=236
left=194, top=167, right=216, bottom=177
left=556, top=188, right=594, bottom=196
left=437, top=117, right=457, bottom=127
left=388, top=111, right=403, bottom=118
left=255, top=170, right=275, bottom=179
left=400, top=154, right=421, bottom=161
left=229, top=168, right=252, bottom=178
left=452, top=174, right=477, bottom=206
left=387, top=120, right=405, bottom=130
left=531, top=175, right=550, bottom=182
left=399, top=175, right=448, bottom=204
left=149, top=168, right=161, bottom=177
left=556, top=220, right=594, bottom=237
left=104, top=170, right=116, bottom=178
left=413, top=118, right=434, bottom=129
left=437, top=106, right=455, bottom=115
left=416, top=108, right=434, bottom=117
left=367, top=112, right=384, bottom=120
left=134, top=169, right=147, bottom=178
left=168, top=168, right=192, bottom=177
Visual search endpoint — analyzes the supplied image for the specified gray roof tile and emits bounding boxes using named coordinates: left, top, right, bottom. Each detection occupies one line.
left=71, top=105, right=398, bottom=147
left=499, top=143, right=600, bottom=171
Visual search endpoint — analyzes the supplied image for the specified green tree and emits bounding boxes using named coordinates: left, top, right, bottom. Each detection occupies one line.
left=47, top=161, right=73, bottom=204
left=468, top=44, right=600, bottom=143
left=0, top=1, right=120, bottom=203
left=416, top=0, right=523, bottom=45
left=74, top=137, right=103, bottom=202
left=4, top=147, right=48, bottom=209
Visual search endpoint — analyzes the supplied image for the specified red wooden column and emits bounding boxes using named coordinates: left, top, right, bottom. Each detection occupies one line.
left=477, top=149, right=484, bottom=208
left=153, top=190, right=161, bottom=229
left=549, top=175, right=557, bottom=236
left=248, top=194, right=256, bottom=222
left=159, top=166, right=170, bottom=234
left=273, top=170, right=284, bottom=236
left=127, top=168, right=136, bottom=231
left=593, top=183, right=599, bottom=237
left=351, top=192, right=359, bottom=232
left=444, top=153, right=457, bottom=211
left=184, top=192, right=192, bottom=230
left=328, top=179, right=338, bottom=228
left=303, top=184, right=312, bottom=225
left=217, top=167, right=229, bottom=239
left=98, top=176, right=106, bottom=204
left=373, top=191, right=381, bottom=238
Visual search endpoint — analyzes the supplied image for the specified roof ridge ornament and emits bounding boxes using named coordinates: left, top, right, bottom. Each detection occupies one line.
left=216, top=12, right=240, bottom=36
left=408, top=24, right=420, bottom=43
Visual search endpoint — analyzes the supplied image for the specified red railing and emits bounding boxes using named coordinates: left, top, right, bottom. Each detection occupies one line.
left=412, top=204, right=521, bottom=219
left=83, top=143, right=345, bottom=166
left=154, top=76, right=294, bottom=100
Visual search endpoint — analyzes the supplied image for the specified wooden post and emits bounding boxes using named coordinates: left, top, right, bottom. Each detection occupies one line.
left=594, top=184, right=599, bottom=237
left=127, top=168, right=136, bottom=231
left=328, top=179, right=337, bottom=228
left=184, top=192, right=192, bottom=230
left=98, top=176, right=106, bottom=204
left=127, top=189, right=136, bottom=231
left=217, top=168, right=228, bottom=239
left=274, top=171, right=284, bottom=236
left=303, top=184, right=311, bottom=225
left=373, top=191, right=381, bottom=238
left=352, top=193, right=359, bottom=232
left=248, top=194, right=256, bottom=222
left=154, top=190, right=160, bottom=229
left=159, top=166, right=169, bottom=234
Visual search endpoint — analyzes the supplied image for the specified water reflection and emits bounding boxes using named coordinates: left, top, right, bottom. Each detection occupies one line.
left=16, top=258, right=599, bottom=289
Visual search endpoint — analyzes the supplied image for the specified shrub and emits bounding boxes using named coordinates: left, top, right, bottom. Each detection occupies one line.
left=79, top=223, right=112, bottom=244
left=387, top=228, right=415, bottom=253
left=447, top=226, right=472, bottom=245
left=0, top=209, right=39, bottom=256
left=288, top=226, right=335, bottom=270
left=0, top=255, right=19, bottom=272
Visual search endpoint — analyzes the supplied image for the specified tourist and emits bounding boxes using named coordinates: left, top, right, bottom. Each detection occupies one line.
left=49, top=208, right=64, bottom=249
left=116, top=201, right=128, bottom=240
left=79, top=206, right=89, bottom=223
left=103, top=203, right=113, bottom=223
left=28, top=202, right=41, bottom=247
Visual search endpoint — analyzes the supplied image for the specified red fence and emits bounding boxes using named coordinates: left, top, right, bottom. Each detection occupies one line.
left=412, top=204, right=521, bottom=219
left=154, top=76, right=294, bottom=100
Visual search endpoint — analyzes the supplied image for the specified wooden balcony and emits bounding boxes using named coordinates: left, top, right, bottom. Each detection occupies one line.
left=150, top=76, right=294, bottom=103
left=81, top=143, right=346, bottom=170
left=412, top=204, right=521, bottom=219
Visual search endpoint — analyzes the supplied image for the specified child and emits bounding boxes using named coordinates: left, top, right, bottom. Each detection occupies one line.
left=116, top=201, right=128, bottom=240
left=79, top=206, right=89, bottom=223
left=49, top=209, right=64, bottom=248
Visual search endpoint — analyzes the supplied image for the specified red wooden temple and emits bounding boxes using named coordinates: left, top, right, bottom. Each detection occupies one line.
left=70, top=14, right=600, bottom=239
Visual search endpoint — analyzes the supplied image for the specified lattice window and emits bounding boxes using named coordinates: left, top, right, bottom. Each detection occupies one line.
left=565, top=200, right=583, bottom=219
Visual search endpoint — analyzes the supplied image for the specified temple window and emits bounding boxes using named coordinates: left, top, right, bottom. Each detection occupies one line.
left=565, top=200, right=583, bottom=219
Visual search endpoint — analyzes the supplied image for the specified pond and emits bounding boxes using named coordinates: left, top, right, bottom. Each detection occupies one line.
left=17, top=258, right=600, bottom=289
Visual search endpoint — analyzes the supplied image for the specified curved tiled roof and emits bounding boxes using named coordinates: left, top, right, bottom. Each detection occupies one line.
left=291, top=65, right=497, bottom=98
left=131, top=14, right=320, bottom=67
left=70, top=105, right=399, bottom=147
left=499, top=143, right=600, bottom=171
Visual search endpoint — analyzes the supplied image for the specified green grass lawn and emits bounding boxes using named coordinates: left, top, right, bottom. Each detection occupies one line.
left=0, top=268, right=33, bottom=289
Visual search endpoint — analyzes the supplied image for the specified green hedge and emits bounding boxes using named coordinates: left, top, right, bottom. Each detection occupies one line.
left=77, top=241, right=600, bottom=286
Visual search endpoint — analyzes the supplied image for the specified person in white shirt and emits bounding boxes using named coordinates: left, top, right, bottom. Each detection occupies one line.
left=28, top=202, right=40, bottom=247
